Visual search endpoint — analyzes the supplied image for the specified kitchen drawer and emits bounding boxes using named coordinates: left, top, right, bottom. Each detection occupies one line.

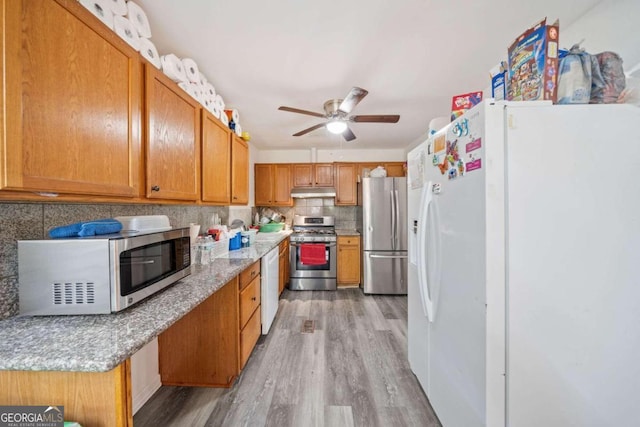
left=239, top=261, right=260, bottom=290
left=338, top=236, right=359, bottom=246
left=239, top=275, right=261, bottom=327
left=240, top=305, right=261, bottom=369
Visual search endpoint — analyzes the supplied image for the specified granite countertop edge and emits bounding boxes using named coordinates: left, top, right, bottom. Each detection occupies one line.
left=0, top=231, right=291, bottom=373
left=335, top=229, right=360, bottom=236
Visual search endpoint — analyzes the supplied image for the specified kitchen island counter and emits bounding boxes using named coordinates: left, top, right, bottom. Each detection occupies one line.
left=0, top=232, right=291, bottom=373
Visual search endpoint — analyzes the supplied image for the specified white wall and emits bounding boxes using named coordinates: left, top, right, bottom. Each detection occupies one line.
left=255, top=148, right=406, bottom=163
left=561, top=0, right=640, bottom=72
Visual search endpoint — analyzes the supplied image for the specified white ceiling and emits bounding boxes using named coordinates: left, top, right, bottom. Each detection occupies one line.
left=135, top=0, right=601, bottom=151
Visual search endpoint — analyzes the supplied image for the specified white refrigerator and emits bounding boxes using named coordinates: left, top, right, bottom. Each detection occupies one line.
left=407, top=100, right=640, bottom=427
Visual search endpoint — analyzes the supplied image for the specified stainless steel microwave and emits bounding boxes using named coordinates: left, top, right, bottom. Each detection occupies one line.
left=18, top=228, right=191, bottom=315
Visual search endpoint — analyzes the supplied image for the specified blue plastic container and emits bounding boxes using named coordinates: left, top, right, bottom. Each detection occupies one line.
left=228, top=233, right=241, bottom=250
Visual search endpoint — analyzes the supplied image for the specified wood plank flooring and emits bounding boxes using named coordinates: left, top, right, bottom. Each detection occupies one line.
left=134, top=288, right=441, bottom=427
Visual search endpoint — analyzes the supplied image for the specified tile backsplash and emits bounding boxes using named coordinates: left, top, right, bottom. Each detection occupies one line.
left=256, top=198, right=361, bottom=231
left=0, top=202, right=228, bottom=320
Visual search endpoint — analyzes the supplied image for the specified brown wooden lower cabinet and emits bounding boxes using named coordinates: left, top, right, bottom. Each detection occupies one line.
left=240, top=307, right=261, bottom=369
left=337, top=236, right=361, bottom=287
left=238, top=261, right=262, bottom=370
left=159, top=278, right=240, bottom=387
left=158, top=261, right=263, bottom=387
left=0, top=360, right=132, bottom=427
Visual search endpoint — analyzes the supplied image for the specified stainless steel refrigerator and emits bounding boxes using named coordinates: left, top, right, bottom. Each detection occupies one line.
left=361, top=177, right=407, bottom=294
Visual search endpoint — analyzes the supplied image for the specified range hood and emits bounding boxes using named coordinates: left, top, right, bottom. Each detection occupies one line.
left=291, top=187, right=337, bottom=198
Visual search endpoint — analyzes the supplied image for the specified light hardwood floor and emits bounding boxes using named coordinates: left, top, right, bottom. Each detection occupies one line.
left=134, top=288, right=441, bottom=427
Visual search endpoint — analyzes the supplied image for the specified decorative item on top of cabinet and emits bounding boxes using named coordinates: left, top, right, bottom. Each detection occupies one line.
left=159, top=277, right=239, bottom=387
left=337, top=236, right=361, bottom=286
left=293, top=163, right=334, bottom=187
left=201, top=109, right=232, bottom=203
left=335, top=163, right=357, bottom=206
left=231, top=135, right=249, bottom=205
left=254, top=164, right=293, bottom=206
left=145, top=64, right=201, bottom=201
left=358, top=162, right=406, bottom=181
left=1, top=0, right=142, bottom=198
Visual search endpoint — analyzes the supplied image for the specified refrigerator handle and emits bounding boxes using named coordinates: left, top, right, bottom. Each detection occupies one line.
left=370, top=254, right=408, bottom=259
left=390, top=189, right=396, bottom=250
left=393, top=190, right=400, bottom=250
left=417, top=181, right=434, bottom=322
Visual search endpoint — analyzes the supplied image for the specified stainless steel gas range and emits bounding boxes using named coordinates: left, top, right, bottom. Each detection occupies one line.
left=289, top=215, right=337, bottom=291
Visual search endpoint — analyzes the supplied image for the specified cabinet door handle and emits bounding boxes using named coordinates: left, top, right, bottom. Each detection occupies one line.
left=233, top=196, right=238, bottom=200
left=151, top=185, right=160, bottom=192
left=251, top=297, right=257, bottom=301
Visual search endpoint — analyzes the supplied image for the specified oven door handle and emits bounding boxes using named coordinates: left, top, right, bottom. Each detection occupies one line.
left=290, top=243, right=337, bottom=248
left=369, top=254, right=408, bottom=259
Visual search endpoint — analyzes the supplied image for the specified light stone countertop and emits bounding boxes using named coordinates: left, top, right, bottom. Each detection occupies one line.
left=0, top=232, right=291, bottom=373
left=335, top=229, right=360, bottom=236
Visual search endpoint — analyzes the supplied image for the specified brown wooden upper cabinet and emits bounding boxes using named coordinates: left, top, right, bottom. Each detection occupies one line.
left=145, top=64, right=201, bottom=201
left=292, top=163, right=334, bottom=187
left=1, top=0, right=142, bottom=197
left=335, top=163, right=357, bottom=206
left=254, top=164, right=292, bottom=206
left=357, top=162, right=406, bottom=181
left=201, top=109, right=232, bottom=204
left=231, top=135, right=249, bottom=205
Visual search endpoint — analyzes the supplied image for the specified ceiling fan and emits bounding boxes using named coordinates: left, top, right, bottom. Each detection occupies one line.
left=278, top=87, right=400, bottom=142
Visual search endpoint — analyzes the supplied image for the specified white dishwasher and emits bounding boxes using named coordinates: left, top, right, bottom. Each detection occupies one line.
left=261, top=246, right=280, bottom=334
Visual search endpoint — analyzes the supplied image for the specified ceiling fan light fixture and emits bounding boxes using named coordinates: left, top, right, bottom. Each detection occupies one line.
left=326, top=120, right=347, bottom=134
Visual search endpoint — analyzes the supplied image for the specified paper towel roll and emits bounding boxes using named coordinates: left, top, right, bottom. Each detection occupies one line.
left=235, top=124, right=242, bottom=137
left=204, top=83, right=216, bottom=100
left=79, top=0, right=114, bottom=30
left=161, top=54, right=188, bottom=83
left=138, top=37, right=161, bottom=69
left=113, top=16, right=141, bottom=51
left=215, top=94, right=225, bottom=111
left=199, top=72, right=208, bottom=88
left=178, top=82, right=199, bottom=102
left=209, top=103, right=221, bottom=119
left=189, top=223, right=200, bottom=242
left=107, top=0, right=127, bottom=16
left=126, top=1, right=152, bottom=38
left=191, top=83, right=205, bottom=103
left=181, top=58, right=200, bottom=84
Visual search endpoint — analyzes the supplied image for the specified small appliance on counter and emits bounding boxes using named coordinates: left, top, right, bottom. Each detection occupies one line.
left=18, top=228, right=191, bottom=315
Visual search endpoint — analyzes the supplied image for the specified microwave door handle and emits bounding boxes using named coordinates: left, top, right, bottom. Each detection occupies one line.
left=122, top=259, right=156, bottom=265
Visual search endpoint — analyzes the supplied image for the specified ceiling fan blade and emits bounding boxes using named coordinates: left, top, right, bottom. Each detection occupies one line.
left=352, top=115, right=400, bottom=123
left=338, top=87, right=369, bottom=114
left=278, top=106, right=325, bottom=118
left=293, top=122, right=327, bottom=137
left=342, top=126, right=356, bottom=142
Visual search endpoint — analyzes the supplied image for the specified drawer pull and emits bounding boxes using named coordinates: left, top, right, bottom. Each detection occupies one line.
left=251, top=297, right=257, bottom=301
